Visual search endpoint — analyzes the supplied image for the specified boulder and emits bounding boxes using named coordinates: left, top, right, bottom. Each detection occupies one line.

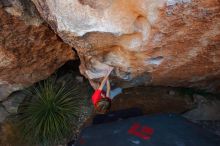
left=183, top=94, right=220, bottom=121
left=0, top=105, right=8, bottom=123
left=0, top=0, right=75, bottom=100
left=2, top=91, right=26, bottom=114
left=32, top=0, right=220, bottom=92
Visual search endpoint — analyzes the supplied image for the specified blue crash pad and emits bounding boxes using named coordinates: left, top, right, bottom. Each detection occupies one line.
left=75, top=114, right=220, bottom=146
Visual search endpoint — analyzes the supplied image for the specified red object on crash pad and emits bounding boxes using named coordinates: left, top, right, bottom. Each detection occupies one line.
left=128, top=123, right=154, bottom=140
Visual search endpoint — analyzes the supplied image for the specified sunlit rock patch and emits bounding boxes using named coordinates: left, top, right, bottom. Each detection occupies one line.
left=33, top=0, right=220, bottom=93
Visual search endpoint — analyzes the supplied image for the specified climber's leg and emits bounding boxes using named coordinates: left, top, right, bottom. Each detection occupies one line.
left=103, top=83, right=122, bottom=100
left=109, top=87, right=122, bottom=100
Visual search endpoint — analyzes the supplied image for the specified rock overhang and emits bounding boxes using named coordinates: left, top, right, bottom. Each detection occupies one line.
left=32, top=0, right=220, bottom=92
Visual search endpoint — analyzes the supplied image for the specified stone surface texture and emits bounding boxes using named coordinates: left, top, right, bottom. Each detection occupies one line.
left=0, top=105, right=8, bottom=123
left=183, top=94, right=220, bottom=120
left=2, top=91, right=26, bottom=113
left=33, top=0, right=220, bottom=92
left=0, top=0, right=75, bottom=100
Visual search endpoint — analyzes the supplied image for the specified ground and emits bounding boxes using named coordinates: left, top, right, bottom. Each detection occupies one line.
left=111, top=86, right=192, bottom=114
left=0, top=66, right=219, bottom=145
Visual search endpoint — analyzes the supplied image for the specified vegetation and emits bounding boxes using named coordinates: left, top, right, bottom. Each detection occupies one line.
left=17, top=78, right=82, bottom=146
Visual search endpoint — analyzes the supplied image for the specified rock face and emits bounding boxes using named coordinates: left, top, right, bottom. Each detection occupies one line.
left=0, top=105, right=8, bottom=123
left=183, top=94, right=220, bottom=121
left=0, top=0, right=75, bottom=100
left=2, top=91, right=26, bottom=114
left=33, top=0, right=220, bottom=92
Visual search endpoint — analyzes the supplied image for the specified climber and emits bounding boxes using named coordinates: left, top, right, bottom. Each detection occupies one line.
left=92, top=68, right=122, bottom=113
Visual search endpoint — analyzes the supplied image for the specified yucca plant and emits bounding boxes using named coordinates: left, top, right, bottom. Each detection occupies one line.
left=17, top=77, right=82, bottom=146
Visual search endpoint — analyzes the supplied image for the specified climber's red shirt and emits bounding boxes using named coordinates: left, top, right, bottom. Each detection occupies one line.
left=92, top=90, right=104, bottom=105
left=92, top=89, right=110, bottom=106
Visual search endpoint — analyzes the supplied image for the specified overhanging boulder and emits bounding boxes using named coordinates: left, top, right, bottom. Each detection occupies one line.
left=33, top=0, right=220, bottom=92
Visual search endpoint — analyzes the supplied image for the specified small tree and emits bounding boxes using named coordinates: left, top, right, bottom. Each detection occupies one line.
left=17, top=78, right=82, bottom=146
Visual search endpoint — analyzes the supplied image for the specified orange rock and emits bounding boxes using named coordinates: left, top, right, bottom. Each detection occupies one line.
left=0, top=1, right=75, bottom=100
left=33, top=0, right=220, bottom=92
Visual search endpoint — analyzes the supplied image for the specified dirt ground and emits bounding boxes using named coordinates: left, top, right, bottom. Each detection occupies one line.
left=1, top=60, right=219, bottom=145
left=83, top=86, right=195, bottom=127
left=110, top=86, right=193, bottom=114
left=84, top=86, right=220, bottom=137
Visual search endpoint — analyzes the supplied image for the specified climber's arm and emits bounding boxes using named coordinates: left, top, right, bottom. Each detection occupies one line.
left=98, top=68, right=113, bottom=90
left=98, top=75, right=108, bottom=90
left=106, top=79, right=111, bottom=97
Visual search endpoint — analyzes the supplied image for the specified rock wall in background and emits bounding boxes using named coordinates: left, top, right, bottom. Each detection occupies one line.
left=33, top=0, right=220, bottom=92
left=32, top=0, right=220, bottom=92
left=0, top=0, right=75, bottom=100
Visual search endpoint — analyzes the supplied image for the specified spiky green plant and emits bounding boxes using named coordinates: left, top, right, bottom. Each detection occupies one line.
left=17, top=78, right=82, bottom=146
